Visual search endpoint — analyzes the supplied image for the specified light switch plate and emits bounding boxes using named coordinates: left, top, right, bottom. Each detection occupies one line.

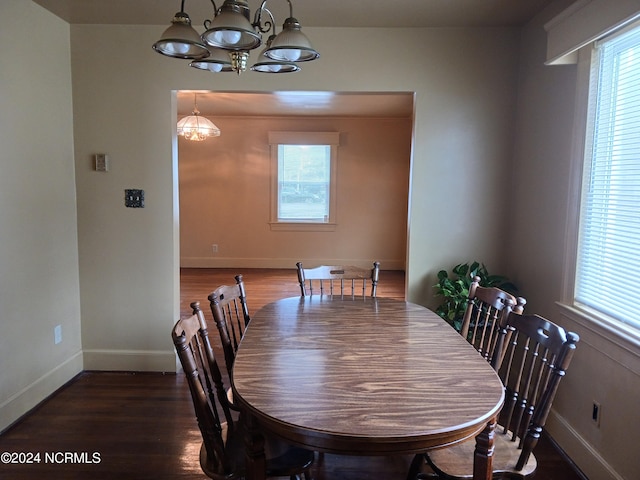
left=95, top=154, right=109, bottom=172
left=125, top=189, right=144, bottom=208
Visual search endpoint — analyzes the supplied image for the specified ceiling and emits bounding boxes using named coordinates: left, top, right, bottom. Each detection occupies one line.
left=32, top=0, right=556, bottom=118
left=33, top=0, right=555, bottom=28
left=177, top=91, right=415, bottom=118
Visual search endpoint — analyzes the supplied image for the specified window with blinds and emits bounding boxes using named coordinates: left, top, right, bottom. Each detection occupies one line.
left=575, top=24, right=640, bottom=330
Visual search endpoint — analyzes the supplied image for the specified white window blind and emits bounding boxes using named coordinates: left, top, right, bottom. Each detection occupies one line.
left=576, top=25, right=640, bottom=329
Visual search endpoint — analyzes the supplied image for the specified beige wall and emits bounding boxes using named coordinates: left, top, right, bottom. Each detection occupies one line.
left=510, top=1, right=640, bottom=479
left=179, top=115, right=411, bottom=270
left=6, top=1, right=636, bottom=478
left=0, top=0, right=82, bottom=431
left=67, top=22, right=521, bottom=375
left=0, top=0, right=523, bottom=437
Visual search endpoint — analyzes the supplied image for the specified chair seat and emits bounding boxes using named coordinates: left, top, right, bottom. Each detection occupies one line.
left=200, top=419, right=315, bottom=479
left=423, top=426, right=537, bottom=479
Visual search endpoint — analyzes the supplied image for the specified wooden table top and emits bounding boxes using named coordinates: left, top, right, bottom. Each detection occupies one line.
left=232, top=296, right=505, bottom=455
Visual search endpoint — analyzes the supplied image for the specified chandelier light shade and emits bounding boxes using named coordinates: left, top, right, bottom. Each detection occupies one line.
left=152, top=0, right=319, bottom=74
left=178, top=95, right=221, bottom=141
left=189, top=47, right=234, bottom=72
left=152, top=11, right=210, bottom=60
left=264, top=17, right=319, bottom=62
left=250, top=36, right=300, bottom=73
left=201, top=1, right=262, bottom=51
left=251, top=53, right=300, bottom=73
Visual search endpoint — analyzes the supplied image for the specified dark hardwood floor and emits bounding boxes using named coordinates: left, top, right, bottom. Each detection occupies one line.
left=0, top=268, right=586, bottom=480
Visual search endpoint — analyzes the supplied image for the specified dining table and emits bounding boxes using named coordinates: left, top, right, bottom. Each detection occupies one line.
left=231, top=295, right=505, bottom=480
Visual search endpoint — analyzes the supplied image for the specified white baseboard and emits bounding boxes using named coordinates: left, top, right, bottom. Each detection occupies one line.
left=547, top=409, right=623, bottom=480
left=82, top=349, right=176, bottom=372
left=0, top=351, right=83, bottom=432
left=180, top=257, right=404, bottom=270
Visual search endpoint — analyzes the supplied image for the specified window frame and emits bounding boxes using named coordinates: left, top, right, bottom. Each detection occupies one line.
left=268, top=131, right=340, bottom=232
left=560, top=25, right=640, bottom=346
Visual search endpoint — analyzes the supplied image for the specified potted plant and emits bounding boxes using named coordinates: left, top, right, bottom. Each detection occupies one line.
left=433, top=261, right=518, bottom=331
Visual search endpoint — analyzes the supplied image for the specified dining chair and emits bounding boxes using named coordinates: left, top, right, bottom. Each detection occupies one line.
left=460, top=275, right=527, bottom=370
left=172, top=301, right=314, bottom=480
left=407, top=311, right=580, bottom=480
left=208, top=274, right=251, bottom=380
left=296, top=261, right=381, bottom=297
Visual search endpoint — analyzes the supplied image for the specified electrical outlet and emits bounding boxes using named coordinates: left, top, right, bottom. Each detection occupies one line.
left=212, top=244, right=218, bottom=254
left=54, top=325, right=62, bottom=344
left=592, top=401, right=601, bottom=427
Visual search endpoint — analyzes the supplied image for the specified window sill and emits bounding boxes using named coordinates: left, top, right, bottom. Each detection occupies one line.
left=269, top=222, right=337, bottom=232
left=556, top=301, right=640, bottom=353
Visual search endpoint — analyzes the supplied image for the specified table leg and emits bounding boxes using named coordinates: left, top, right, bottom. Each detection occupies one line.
left=472, top=417, right=496, bottom=480
left=243, top=414, right=267, bottom=480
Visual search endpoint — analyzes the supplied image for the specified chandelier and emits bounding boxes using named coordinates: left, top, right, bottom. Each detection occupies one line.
left=177, top=94, right=221, bottom=141
left=152, top=0, right=319, bottom=74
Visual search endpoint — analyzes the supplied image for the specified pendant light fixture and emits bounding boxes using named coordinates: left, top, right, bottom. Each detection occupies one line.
left=249, top=9, right=301, bottom=73
left=152, top=0, right=319, bottom=75
left=250, top=35, right=300, bottom=73
left=177, top=94, right=220, bottom=142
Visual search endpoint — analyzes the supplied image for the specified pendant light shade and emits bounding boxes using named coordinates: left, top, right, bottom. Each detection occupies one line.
left=250, top=35, right=300, bottom=73
left=152, top=12, right=210, bottom=60
left=178, top=95, right=220, bottom=141
left=201, top=1, right=262, bottom=51
left=264, top=17, right=319, bottom=62
left=251, top=55, right=300, bottom=73
left=189, top=47, right=234, bottom=72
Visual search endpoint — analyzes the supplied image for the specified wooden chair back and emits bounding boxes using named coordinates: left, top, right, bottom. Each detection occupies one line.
left=208, top=274, right=251, bottom=379
left=173, top=302, right=314, bottom=479
left=296, top=261, right=381, bottom=297
left=460, top=276, right=526, bottom=370
left=171, top=301, right=235, bottom=477
left=497, top=311, right=580, bottom=470
left=418, top=311, right=580, bottom=479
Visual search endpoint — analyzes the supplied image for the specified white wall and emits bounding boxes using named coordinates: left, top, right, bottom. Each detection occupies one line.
left=510, top=1, right=640, bottom=478
left=0, top=0, right=82, bottom=432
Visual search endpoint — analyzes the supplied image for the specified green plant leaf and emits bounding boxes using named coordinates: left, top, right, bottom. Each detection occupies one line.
left=453, top=263, right=469, bottom=276
left=469, top=261, right=481, bottom=276
left=432, top=260, right=519, bottom=332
